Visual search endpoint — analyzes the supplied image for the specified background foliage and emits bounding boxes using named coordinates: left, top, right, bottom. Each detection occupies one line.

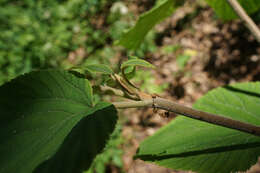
left=0, top=0, right=115, bottom=84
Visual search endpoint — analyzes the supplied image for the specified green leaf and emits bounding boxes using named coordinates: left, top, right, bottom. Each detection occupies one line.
left=205, top=0, right=260, bottom=20
left=85, top=64, right=114, bottom=75
left=121, top=59, right=155, bottom=70
left=117, top=0, right=183, bottom=50
left=123, top=56, right=138, bottom=76
left=0, top=70, right=118, bottom=173
left=124, top=66, right=135, bottom=74
left=136, top=82, right=260, bottom=173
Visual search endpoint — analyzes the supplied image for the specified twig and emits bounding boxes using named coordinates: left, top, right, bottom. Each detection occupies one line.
left=113, top=99, right=153, bottom=108
left=113, top=97, right=260, bottom=137
left=227, top=0, right=260, bottom=42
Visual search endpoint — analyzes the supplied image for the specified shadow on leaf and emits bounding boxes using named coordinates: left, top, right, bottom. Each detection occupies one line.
left=34, top=105, right=117, bottom=173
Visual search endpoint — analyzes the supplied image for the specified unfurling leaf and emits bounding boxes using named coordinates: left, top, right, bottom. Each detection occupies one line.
left=121, top=58, right=155, bottom=70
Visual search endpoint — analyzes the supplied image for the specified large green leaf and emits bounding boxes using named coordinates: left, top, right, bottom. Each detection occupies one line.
left=205, top=0, right=260, bottom=20
left=136, top=82, right=260, bottom=173
left=117, top=0, right=183, bottom=50
left=0, top=70, right=118, bottom=173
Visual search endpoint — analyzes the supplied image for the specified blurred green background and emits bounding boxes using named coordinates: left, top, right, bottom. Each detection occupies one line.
left=0, top=0, right=157, bottom=85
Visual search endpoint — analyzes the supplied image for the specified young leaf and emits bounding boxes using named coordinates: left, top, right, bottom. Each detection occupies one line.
left=136, top=82, right=260, bottom=173
left=0, top=70, right=118, bottom=173
left=123, top=56, right=138, bottom=76
left=117, top=0, right=183, bottom=50
left=84, top=64, right=114, bottom=75
left=205, top=0, right=260, bottom=20
left=121, top=59, right=155, bottom=70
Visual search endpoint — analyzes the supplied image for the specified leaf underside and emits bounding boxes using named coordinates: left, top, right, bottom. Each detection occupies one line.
left=136, top=82, right=260, bottom=173
left=0, top=70, right=118, bottom=173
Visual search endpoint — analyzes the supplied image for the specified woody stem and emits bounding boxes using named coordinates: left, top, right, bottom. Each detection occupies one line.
left=113, top=97, right=260, bottom=137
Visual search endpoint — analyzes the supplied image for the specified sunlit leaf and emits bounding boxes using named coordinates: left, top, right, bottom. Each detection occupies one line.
left=117, top=0, right=183, bottom=50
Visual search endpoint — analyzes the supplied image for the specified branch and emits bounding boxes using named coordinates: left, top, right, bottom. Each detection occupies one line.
left=227, top=0, right=260, bottom=43
left=113, top=99, right=153, bottom=108
left=113, top=97, right=260, bottom=137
